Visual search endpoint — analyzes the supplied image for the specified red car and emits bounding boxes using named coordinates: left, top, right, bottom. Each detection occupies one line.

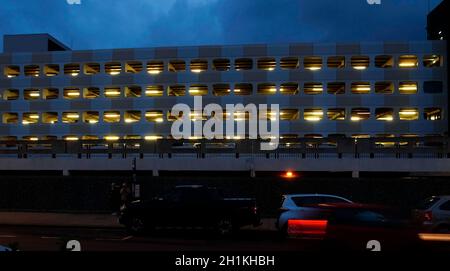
left=288, top=203, right=423, bottom=251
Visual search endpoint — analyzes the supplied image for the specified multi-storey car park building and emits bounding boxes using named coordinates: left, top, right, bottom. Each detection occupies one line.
left=0, top=34, right=448, bottom=175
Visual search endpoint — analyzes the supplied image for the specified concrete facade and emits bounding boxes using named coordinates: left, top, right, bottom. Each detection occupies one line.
left=0, top=35, right=448, bottom=141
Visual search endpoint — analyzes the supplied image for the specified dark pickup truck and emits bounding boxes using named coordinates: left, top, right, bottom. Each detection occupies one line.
left=119, top=185, right=261, bottom=235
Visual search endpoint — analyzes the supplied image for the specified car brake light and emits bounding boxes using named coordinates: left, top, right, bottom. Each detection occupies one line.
left=423, top=211, right=433, bottom=222
left=287, top=219, right=328, bottom=238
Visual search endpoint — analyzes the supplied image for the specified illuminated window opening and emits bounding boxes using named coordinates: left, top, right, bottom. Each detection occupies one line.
left=235, top=58, right=253, bottom=70
left=104, top=87, right=121, bottom=98
left=105, top=62, right=122, bottom=75
left=189, top=85, right=208, bottom=96
left=24, top=136, right=39, bottom=141
left=168, top=60, right=185, bottom=72
left=304, top=82, right=323, bottom=95
left=83, top=111, right=99, bottom=124
left=125, top=86, right=142, bottom=98
left=145, top=135, right=163, bottom=141
left=24, top=89, right=40, bottom=100
left=304, top=109, right=323, bottom=122
left=125, top=111, right=141, bottom=123
left=167, top=110, right=184, bottom=122
left=213, top=84, right=230, bottom=96
left=424, top=108, right=441, bottom=121
left=0, top=136, right=17, bottom=141
left=64, top=63, right=80, bottom=76
left=399, top=81, right=418, bottom=94
left=3, top=89, right=19, bottom=100
left=126, top=61, right=143, bottom=73
left=351, top=56, right=370, bottom=70
left=104, top=111, right=121, bottom=123
left=257, top=83, right=277, bottom=95
left=84, top=63, right=100, bottom=75
left=280, top=57, right=299, bottom=69
left=2, top=113, right=18, bottom=124
left=41, top=136, right=57, bottom=141
left=62, top=112, right=79, bottom=123
left=399, top=108, right=419, bottom=121
left=4, top=65, right=20, bottom=78
left=280, top=134, right=299, bottom=139
left=375, top=82, right=394, bottom=94
left=124, top=135, right=141, bottom=140
left=213, top=59, right=230, bottom=71
left=146, top=85, right=164, bottom=97
left=63, top=88, right=80, bottom=99
left=375, top=55, right=394, bottom=68
left=190, top=59, right=208, bottom=73
left=145, top=110, right=164, bottom=123
left=398, top=55, right=418, bottom=68
left=43, top=88, right=59, bottom=100
left=304, top=56, right=322, bottom=71
left=44, top=64, right=59, bottom=77
left=63, top=135, right=79, bottom=141
left=305, top=134, right=323, bottom=139
left=327, top=56, right=345, bottom=68
left=82, top=135, right=99, bottom=140
left=83, top=87, right=100, bottom=99
left=257, top=58, right=276, bottom=71
left=351, top=108, right=370, bottom=121
left=352, top=134, right=370, bottom=139
left=168, top=85, right=186, bottom=96
left=327, top=108, right=346, bottom=121
left=375, top=108, right=394, bottom=121
left=42, top=112, right=58, bottom=124
left=376, top=134, right=395, bottom=138
left=327, top=82, right=345, bottom=95
left=104, top=135, right=120, bottom=141
left=351, top=82, right=371, bottom=94
left=147, top=61, right=164, bottom=74
left=234, top=83, right=252, bottom=96
left=279, top=109, right=299, bottom=121
left=24, top=65, right=40, bottom=77
left=423, top=55, right=442, bottom=67
left=280, top=83, right=299, bottom=95
left=23, top=112, right=39, bottom=124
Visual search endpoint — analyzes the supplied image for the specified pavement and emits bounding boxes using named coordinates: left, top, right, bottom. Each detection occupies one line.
left=0, top=211, right=121, bottom=228
left=0, top=211, right=278, bottom=231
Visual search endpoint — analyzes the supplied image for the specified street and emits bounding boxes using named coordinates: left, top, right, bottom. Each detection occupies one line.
left=1, top=225, right=449, bottom=252
left=0, top=225, right=319, bottom=251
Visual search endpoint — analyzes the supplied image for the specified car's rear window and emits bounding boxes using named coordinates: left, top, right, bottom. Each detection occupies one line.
left=416, top=197, right=440, bottom=210
left=292, top=196, right=348, bottom=207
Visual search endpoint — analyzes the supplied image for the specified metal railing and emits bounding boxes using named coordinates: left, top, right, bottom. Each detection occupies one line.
left=0, top=137, right=449, bottom=159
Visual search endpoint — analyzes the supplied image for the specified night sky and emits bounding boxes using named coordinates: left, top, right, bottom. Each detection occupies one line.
left=0, top=0, right=444, bottom=51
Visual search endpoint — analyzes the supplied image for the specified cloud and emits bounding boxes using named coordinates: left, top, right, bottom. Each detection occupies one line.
left=0, top=0, right=444, bottom=52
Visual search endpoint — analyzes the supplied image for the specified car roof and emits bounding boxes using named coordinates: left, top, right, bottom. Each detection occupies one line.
left=284, top=194, right=350, bottom=199
left=315, top=202, right=386, bottom=210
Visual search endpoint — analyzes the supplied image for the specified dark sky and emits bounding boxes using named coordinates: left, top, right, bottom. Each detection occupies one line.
left=0, top=0, right=444, bottom=51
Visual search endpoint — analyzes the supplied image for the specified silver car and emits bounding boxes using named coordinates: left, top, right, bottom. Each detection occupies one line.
left=0, top=245, right=12, bottom=252
left=276, top=194, right=353, bottom=232
left=412, top=195, right=450, bottom=233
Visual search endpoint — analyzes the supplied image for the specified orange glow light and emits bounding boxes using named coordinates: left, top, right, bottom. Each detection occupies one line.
left=283, top=171, right=297, bottom=179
